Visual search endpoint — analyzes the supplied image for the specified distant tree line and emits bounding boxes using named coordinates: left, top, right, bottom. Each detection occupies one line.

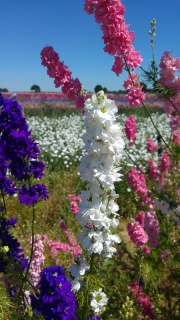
left=94, top=83, right=155, bottom=94
left=0, top=88, right=8, bottom=92
left=30, top=84, right=41, bottom=92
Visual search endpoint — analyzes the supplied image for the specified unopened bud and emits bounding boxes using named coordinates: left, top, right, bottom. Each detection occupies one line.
left=96, top=90, right=105, bottom=104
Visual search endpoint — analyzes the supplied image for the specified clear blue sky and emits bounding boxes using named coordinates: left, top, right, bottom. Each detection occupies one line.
left=1, top=0, right=180, bottom=93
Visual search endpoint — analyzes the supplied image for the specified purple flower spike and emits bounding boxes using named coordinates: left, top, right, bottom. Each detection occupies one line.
left=31, top=266, right=77, bottom=319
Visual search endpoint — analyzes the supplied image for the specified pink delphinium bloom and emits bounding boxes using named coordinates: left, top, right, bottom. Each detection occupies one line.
left=123, top=72, right=139, bottom=90
left=172, top=131, right=180, bottom=144
left=147, top=138, right=158, bottom=152
left=127, top=168, right=154, bottom=208
left=159, top=51, right=180, bottom=88
left=144, top=210, right=160, bottom=248
left=68, top=194, right=82, bottom=202
left=29, top=234, right=45, bottom=286
left=130, top=281, right=156, bottom=319
left=111, top=56, right=125, bottom=76
left=43, top=221, right=82, bottom=261
left=68, top=194, right=82, bottom=215
left=60, top=220, right=79, bottom=247
left=158, top=52, right=180, bottom=130
left=127, top=85, right=146, bottom=106
left=148, top=158, right=159, bottom=180
left=170, top=114, right=180, bottom=131
left=40, top=46, right=85, bottom=109
left=117, top=249, right=123, bottom=257
left=142, top=246, right=151, bottom=255
left=123, top=73, right=146, bottom=106
left=160, top=153, right=170, bottom=173
left=84, top=0, right=142, bottom=74
left=161, top=250, right=171, bottom=261
left=70, top=201, right=80, bottom=215
left=127, top=211, right=148, bottom=248
left=125, top=115, right=137, bottom=145
left=135, top=211, right=145, bottom=227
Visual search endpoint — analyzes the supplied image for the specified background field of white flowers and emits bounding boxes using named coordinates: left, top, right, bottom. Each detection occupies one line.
left=27, top=112, right=170, bottom=170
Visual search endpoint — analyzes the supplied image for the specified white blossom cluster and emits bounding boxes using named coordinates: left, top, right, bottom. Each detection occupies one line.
left=90, top=288, right=108, bottom=313
left=69, top=91, right=124, bottom=292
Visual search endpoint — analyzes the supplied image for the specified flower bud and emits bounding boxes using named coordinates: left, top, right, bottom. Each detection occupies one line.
left=96, top=90, right=105, bottom=104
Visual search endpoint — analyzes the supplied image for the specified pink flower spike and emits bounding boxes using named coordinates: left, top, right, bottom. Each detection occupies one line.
left=135, top=211, right=145, bottom=227
left=59, top=220, right=67, bottom=231
left=172, top=131, right=180, bottom=145
left=161, top=250, right=171, bottom=261
left=160, top=154, right=170, bottom=173
left=127, top=220, right=148, bottom=248
left=40, top=46, right=85, bottom=109
left=123, top=72, right=138, bottom=90
left=147, top=138, right=158, bottom=152
left=148, top=158, right=159, bottom=180
left=111, top=56, right=125, bottom=76
left=117, top=249, right=123, bottom=257
left=142, top=246, right=151, bottom=255
left=70, top=201, right=80, bottom=215
left=125, top=115, right=137, bottom=144
left=128, top=85, right=146, bottom=106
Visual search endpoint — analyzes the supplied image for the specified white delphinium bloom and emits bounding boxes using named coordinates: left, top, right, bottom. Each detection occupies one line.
left=69, top=91, right=124, bottom=292
left=68, top=255, right=90, bottom=292
left=90, top=288, right=108, bottom=313
left=76, top=91, right=124, bottom=255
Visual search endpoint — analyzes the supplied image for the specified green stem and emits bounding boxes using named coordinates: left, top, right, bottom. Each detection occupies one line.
left=168, top=96, right=180, bottom=117
left=18, top=204, right=35, bottom=300
left=141, top=101, right=171, bottom=151
left=90, top=252, right=95, bottom=274
left=125, top=59, right=171, bottom=153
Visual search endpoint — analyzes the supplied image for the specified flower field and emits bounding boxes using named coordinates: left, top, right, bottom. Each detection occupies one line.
left=1, top=0, right=180, bottom=318
left=26, top=111, right=169, bottom=171
left=4, top=92, right=164, bottom=110
left=2, top=98, right=179, bottom=319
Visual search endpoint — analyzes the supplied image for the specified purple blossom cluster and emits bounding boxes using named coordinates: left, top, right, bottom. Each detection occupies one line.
left=0, top=217, right=28, bottom=273
left=30, top=266, right=77, bottom=320
left=0, top=93, right=48, bottom=206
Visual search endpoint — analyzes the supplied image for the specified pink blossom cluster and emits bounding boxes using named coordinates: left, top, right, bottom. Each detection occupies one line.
left=159, top=51, right=180, bottom=88
left=125, top=115, right=137, bottom=145
left=40, top=46, right=85, bottom=109
left=59, top=220, right=79, bottom=247
left=29, top=234, right=45, bottom=286
left=147, top=158, right=158, bottom=180
left=126, top=168, right=154, bottom=208
left=68, top=194, right=82, bottom=215
left=43, top=220, right=82, bottom=260
left=130, top=281, right=156, bottom=319
left=172, top=131, right=180, bottom=145
left=160, top=153, right=170, bottom=173
left=127, top=211, right=149, bottom=250
left=144, top=210, right=160, bottom=248
left=123, top=73, right=146, bottom=106
left=84, top=0, right=142, bottom=75
left=159, top=51, right=180, bottom=130
left=147, top=138, right=158, bottom=152
left=160, top=250, right=171, bottom=262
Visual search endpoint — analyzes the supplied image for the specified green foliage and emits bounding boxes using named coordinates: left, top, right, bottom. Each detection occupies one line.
left=30, top=84, right=41, bottom=93
left=0, top=282, right=15, bottom=320
left=94, top=84, right=103, bottom=93
left=154, top=82, right=176, bottom=98
left=0, top=88, right=8, bottom=92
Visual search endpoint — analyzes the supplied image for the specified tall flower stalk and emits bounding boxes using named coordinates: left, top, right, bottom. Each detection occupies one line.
left=68, top=90, right=124, bottom=318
